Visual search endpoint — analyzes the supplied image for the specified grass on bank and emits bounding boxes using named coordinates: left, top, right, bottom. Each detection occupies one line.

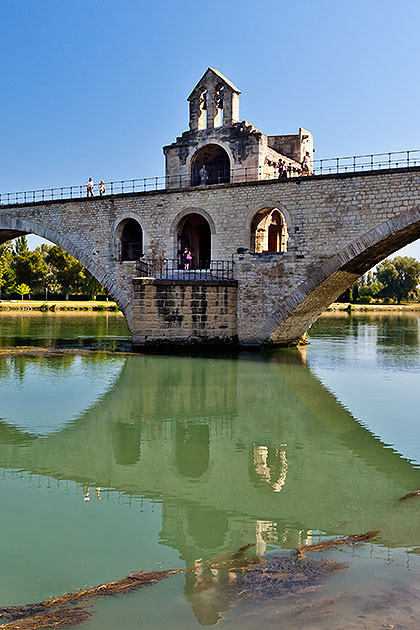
left=0, top=299, right=120, bottom=312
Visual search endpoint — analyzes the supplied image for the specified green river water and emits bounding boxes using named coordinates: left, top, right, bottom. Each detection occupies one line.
left=1, top=311, right=420, bottom=628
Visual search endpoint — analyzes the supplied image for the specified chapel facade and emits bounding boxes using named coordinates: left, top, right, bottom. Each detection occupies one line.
left=163, top=68, right=314, bottom=189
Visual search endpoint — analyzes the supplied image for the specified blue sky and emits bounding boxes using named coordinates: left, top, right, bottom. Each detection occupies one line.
left=1, top=0, right=420, bottom=257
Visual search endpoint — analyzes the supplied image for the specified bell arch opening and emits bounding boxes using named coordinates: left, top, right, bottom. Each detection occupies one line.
left=177, top=213, right=211, bottom=269
left=191, top=144, right=230, bottom=186
left=116, top=218, right=143, bottom=262
left=250, top=208, right=288, bottom=253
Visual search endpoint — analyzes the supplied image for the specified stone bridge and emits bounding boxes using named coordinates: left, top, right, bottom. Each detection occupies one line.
left=1, top=165, right=420, bottom=346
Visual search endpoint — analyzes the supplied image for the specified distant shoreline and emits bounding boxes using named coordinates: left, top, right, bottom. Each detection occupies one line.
left=0, top=299, right=120, bottom=312
left=325, top=303, right=420, bottom=313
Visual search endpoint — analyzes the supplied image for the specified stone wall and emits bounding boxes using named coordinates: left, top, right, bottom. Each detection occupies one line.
left=1, top=167, right=420, bottom=345
left=131, top=278, right=237, bottom=345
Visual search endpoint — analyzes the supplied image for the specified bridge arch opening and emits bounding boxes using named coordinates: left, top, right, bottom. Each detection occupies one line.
left=191, top=144, right=230, bottom=186
left=177, top=213, right=211, bottom=269
left=250, top=208, right=288, bottom=253
left=115, top=218, right=143, bottom=262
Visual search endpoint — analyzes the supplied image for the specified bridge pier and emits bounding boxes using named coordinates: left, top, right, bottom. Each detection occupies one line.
left=131, top=277, right=238, bottom=347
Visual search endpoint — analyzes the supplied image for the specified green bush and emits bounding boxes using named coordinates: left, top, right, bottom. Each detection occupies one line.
left=357, top=295, right=373, bottom=304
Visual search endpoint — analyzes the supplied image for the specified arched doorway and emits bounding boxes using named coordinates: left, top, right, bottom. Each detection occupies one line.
left=177, top=213, right=211, bottom=269
left=117, top=218, right=143, bottom=261
left=191, top=144, right=230, bottom=186
left=250, top=208, right=288, bottom=253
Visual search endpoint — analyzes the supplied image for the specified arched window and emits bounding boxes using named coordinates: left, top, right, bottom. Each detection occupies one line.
left=117, top=218, right=143, bottom=261
left=191, top=144, right=230, bottom=186
left=177, top=213, right=211, bottom=269
left=250, top=208, right=288, bottom=253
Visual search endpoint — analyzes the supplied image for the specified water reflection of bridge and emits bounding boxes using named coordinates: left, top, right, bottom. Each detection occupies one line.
left=1, top=350, right=420, bottom=560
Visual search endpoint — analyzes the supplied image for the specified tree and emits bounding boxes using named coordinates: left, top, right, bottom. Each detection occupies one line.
left=15, top=283, right=31, bottom=300
left=0, top=243, right=15, bottom=297
left=376, top=256, right=420, bottom=303
left=11, top=250, right=46, bottom=293
left=45, top=246, right=87, bottom=299
left=14, top=236, right=29, bottom=256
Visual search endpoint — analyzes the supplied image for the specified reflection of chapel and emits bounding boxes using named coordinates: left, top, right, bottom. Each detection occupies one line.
left=163, top=67, right=314, bottom=189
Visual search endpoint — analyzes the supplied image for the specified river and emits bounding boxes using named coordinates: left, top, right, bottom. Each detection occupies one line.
left=1, top=311, right=420, bottom=629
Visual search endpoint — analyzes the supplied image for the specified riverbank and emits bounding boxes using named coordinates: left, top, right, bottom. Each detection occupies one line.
left=326, top=302, right=420, bottom=312
left=0, top=299, right=119, bottom=312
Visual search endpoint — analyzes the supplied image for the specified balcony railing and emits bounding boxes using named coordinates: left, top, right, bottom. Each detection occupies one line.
left=136, top=258, right=235, bottom=280
left=1, top=149, right=420, bottom=207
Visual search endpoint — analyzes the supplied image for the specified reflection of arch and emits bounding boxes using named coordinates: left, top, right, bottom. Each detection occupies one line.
left=113, top=422, right=141, bottom=466
left=177, top=213, right=211, bottom=269
left=115, top=217, right=143, bottom=261
left=187, top=507, right=228, bottom=549
left=191, top=144, right=230, bottom=186
left=250, top=208, right=288, bottom=253
left=175, top=422, right=210, bottom=478
left=249, top=444, right=288, bottom=493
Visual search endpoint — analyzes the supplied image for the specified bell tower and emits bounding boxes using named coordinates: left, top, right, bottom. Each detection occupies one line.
left=163, top=68, right=312, bottom=189
left=187, top=68, right=241, bottom=131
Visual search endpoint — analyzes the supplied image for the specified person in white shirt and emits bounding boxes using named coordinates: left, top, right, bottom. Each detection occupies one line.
left=87, top=177, right=94, bottom=197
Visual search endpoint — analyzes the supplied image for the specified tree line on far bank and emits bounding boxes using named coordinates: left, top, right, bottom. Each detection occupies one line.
left=0, top=237, right=106, bottom=300
left=338, top=256, right=420, bottom=304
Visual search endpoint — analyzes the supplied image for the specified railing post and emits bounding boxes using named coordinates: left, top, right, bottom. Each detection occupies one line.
left=371, top=154, right=374, bottom=170
left=407, top=150, right=410, bottom=167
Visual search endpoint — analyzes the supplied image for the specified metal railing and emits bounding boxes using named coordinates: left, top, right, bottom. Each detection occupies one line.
left=313, top=149, right=420, bottom=175
left=137, top=258, right=235, bottom=280
left=1, top=149, right=420, bottom=207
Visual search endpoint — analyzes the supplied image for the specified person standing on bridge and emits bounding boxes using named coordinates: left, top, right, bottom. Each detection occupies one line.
left=98, top=180, right=105, bottom=196
left=183, top=247, right=193, bottom=270
left=87, top=177, right=94, bottom=197
left=301, top=152, right=312, bottom=176
left=199, top=165, right=209, bottom=186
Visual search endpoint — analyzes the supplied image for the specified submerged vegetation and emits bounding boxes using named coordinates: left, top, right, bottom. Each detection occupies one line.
left=0, top=535, right=378, bottom=629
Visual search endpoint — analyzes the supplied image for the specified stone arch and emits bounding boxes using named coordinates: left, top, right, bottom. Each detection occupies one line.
left=246, top=201, right=293, bottom=239
left=190, top=143, right=231, bottom=186
left=113, top=212, right=148, bottom=258
left=0, top=216, right=127, bottom=315
left=187, top=141, right=234, bottom=186
left=170, top=207, right=216, bottom=264
left=262, top=203, right=420, bottom=344
left=114, top=216, right=143, bottom=261
left=250, top=207, right=289, bottom=253
left=176, top=213, right=212, bottom=269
